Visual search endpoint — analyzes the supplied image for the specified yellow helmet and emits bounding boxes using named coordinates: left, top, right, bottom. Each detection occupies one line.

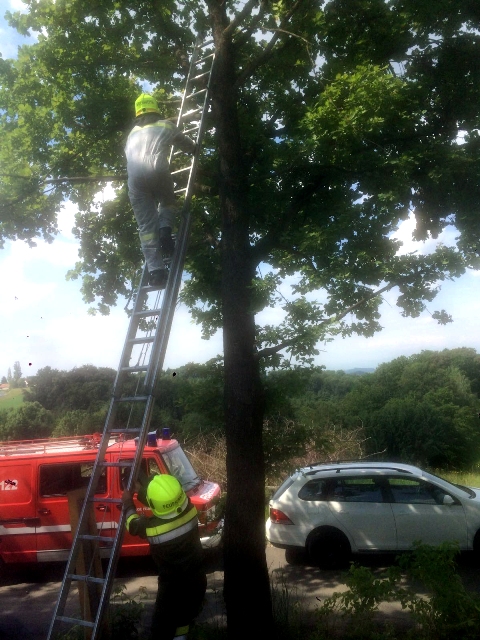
left=135, top=93, right=161, bottom=117
left=146, top=475, right=188, bottom=519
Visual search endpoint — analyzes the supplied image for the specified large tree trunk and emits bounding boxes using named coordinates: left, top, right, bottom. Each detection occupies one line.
left=207, top=3, right=274, bottom=638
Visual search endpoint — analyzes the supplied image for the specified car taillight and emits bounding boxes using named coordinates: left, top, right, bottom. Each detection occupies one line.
left=269, top=508, right=294, bottom=525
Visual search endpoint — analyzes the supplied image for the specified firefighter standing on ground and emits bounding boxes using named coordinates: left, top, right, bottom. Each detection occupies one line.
left=122, top=474, right=207, bottom=640
left=125, top=93, right=196, bottom=288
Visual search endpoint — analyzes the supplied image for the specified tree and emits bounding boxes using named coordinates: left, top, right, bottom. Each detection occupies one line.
left=341, top=349, right=480, bottom=467
left=0, top=401, right=54, bottom=440
left=11, top=360, right=23, bottom=388
left=2, top=2, right=480, bottom=636
left=25, top=365, right=115, bottom=413
left=1, top=376, right=7, bottom=385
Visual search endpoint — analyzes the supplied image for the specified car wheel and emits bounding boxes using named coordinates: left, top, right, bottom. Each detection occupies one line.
left=285, top=548, right=307, bottom=566
left=307, top=527, right=351, bottom=570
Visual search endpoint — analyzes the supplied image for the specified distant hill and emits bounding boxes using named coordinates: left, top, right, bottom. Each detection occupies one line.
left=344, top=368, right=375, bottom=375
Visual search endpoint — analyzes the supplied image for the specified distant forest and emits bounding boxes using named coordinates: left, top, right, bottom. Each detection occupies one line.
left=1, top=347, right=479, bottom=472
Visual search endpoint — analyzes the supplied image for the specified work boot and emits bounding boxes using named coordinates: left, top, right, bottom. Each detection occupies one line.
left=159, top=226, right=175, bottom=255
left=149, top=268, right=169, bottom=289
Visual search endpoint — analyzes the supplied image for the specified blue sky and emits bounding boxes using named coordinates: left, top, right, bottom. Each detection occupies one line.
left=1, top=0, right=479, bottom=380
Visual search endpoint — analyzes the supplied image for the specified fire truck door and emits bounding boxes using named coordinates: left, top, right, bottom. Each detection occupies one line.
left=36, top=461, right=109, bottom=561
left=0, top=463, right=37, bottom=563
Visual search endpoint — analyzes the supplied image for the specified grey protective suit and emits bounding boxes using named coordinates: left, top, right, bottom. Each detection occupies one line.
left=125, top=118, right=196, bottom=273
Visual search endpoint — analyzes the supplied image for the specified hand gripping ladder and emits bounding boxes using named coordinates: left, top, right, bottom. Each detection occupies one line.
left=47, top=33, right=215, bottom=640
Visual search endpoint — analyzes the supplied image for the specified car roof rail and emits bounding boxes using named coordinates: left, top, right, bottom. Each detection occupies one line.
left=304, top=463, right=415, bottom=476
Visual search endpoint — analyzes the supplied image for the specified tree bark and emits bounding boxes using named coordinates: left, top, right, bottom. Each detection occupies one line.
left=207, top=2, right=274, bottom=638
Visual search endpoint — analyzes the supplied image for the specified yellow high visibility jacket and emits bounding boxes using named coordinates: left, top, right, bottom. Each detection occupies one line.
left=124, top=495, right=204, bottom=581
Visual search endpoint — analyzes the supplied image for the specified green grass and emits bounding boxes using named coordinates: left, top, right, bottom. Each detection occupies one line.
left=436, top=469, right=480, bottom=489
left=0, top=387, right=25, bottom=410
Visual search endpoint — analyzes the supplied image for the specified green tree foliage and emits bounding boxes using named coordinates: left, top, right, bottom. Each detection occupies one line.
left=1, top=376, right=7, bottom=384
left=2, top=2, right=480, bottom=635
left=342, top=348, right=480, bottom=468
left=25, top=365, right=115, bottom=413
left=0, top=400, right=54, bottom=440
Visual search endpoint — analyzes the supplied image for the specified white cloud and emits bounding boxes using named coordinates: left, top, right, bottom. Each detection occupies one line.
left=392, top=212, right=457, bottom=256
left=8, top=0, right=28, bottom=11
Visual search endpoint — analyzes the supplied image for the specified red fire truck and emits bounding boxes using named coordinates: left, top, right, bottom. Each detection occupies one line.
left=0, top=429, right=223, bottom=566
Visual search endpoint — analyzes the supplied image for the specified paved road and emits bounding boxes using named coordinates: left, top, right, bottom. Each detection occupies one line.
left=1, top=547, right=480, bottom=640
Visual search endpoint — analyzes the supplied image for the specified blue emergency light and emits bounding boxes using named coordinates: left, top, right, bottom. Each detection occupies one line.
left=162, top=427, right=171, bottom=440
left=147, top=431, right=157, bottom=447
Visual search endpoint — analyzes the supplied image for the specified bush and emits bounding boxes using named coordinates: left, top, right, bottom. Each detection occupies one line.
left=316, top=542, right=480, bottom=640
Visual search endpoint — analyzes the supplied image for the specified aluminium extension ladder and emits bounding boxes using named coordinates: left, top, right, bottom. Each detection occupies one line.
left=47, top=33, right=215, bottom=640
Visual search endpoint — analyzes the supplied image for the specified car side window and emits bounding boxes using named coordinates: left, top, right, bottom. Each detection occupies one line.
left=331, top=477, right=384, bottom=503
left=298, top=479, right=329, bottom=501
left=388, top=478, right=452, bottom=505
left=40, top=463, right=107, bottom=497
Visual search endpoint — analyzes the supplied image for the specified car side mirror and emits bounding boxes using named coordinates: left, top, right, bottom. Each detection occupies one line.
left=442, top=495, right=455, bottom=506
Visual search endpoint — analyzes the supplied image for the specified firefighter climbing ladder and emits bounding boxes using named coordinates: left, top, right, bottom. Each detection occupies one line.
left=47, top=33, right=215, bottom=640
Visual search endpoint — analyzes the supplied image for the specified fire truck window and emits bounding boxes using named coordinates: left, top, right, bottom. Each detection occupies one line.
left=148, top=459, right=161, bottom=476
left=119, top=458, right=149, bottom=490
left=40, top=463, right=107, bottom=497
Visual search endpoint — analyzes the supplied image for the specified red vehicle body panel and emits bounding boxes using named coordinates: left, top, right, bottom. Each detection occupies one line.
left=0, top=434, right=222, bottom=564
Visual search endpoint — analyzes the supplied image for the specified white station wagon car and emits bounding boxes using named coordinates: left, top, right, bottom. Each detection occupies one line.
left=266, top=462, right=480, bottom=569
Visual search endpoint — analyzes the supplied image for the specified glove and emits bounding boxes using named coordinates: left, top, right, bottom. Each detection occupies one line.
left=121, top=490, right=134, bottom=506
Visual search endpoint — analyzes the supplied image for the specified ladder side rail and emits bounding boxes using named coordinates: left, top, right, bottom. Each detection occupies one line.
left=142, top=46, right=215, bottom=389
left=144, top=208, right=194, bottom=383
left=174, top=34, right=208, bottom=132
left=46, top=417, right=125, bottom=639
left=107, top=265, right=150, bottom=400
left=48, top=34, right=215, bottom=640
left=47, top=393, right=155, bottom=640
left=86, top=394, right=157, bottom=638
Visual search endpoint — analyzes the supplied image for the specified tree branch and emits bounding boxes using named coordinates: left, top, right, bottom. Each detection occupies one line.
left=232, top=0, right=268, bottom=46
left=255, top=283, right=394, bottom=361
left=234, top=0, right=307, bottom=89
left=44, top=175, right=127, bottom=184
left=224, top=0, right=259, bottom=38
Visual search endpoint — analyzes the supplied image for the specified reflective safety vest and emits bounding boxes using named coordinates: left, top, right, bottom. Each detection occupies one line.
left=123, top=497, right=204, bottom=581
left=125, top=502, right=198, bottom=544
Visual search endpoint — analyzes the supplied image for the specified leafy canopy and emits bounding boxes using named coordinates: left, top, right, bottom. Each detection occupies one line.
left=1, top=0, right=479, bottom=364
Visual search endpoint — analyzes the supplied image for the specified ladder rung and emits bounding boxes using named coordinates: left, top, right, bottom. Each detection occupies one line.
left=141, top=283, right=164, bottom=291
left=128, top=337, right=155, bottom=345
left=120, top=365, right=149, bottom=373
left=197, top=51, right=214, bottom=63
left=171, top=165, right=193, bottom=176
left=78, top=534, right=115, bottom=544
left=55, top=616, right=95, bottom=629
left=183, top=126, right=200, bottom=135
left=68, top=573, right=107, bottom=584
left=180, top=107, right=202, bottom=118
left=174, top=188, right=188, bottom=194
left=134, top=309, right=162, bottom=319
left=107, top=427, right=141, bottom=435
left=191, top=71, right=210, bottom=82
left=115, top=396, right=149, bottom=403
left=186, top=88, right=207, bottom=100
left=91, top=497, right=123, bottom=504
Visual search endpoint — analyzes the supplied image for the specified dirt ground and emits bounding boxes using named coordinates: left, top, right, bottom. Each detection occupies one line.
left=1, top=545, right=479, bottom=639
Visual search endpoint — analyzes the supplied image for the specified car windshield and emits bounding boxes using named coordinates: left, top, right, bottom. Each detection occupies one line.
left=161, top=444, right=200, bottom=492
left=422, top=470, right=476, bottom=499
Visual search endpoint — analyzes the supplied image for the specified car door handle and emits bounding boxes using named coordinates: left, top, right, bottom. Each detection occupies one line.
left=96, top=505, right=110, bottom=512
left=38, top=508, right=51, bottom=516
